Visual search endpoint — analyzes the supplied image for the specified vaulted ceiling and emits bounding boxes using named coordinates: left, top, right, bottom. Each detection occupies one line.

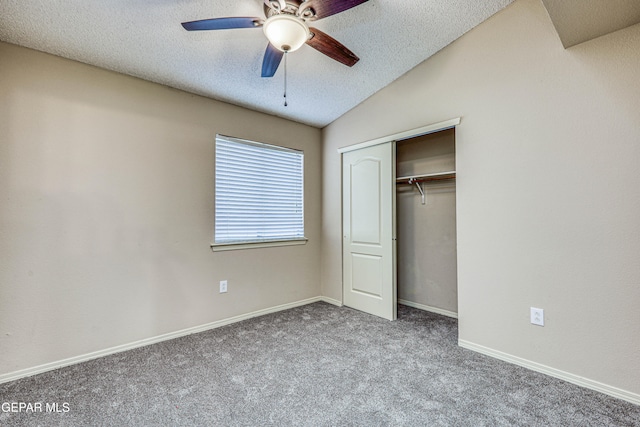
left=1, top=0, right=521, bottom=127
left=3, top=1, right=640, bottom=127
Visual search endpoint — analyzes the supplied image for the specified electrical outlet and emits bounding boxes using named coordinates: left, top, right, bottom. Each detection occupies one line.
left=219, top=280, right=228, bottom=293
left=530, top=307, right=544, bottom=326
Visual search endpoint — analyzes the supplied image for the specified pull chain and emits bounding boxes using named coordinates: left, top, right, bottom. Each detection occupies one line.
left=283, top=51, right=288, bottom=107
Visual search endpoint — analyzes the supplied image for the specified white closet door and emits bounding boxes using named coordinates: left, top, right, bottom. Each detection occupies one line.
left=342, top=142, right=396, bottom=320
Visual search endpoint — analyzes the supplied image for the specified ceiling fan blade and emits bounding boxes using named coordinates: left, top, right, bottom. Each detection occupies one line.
left=261, top=43, right=284, bottom=77
left=306, top=27, right=359, bottom=67
left=301, top=0, right=369, bottom=20
left=181, top=17, right=263, bottom=31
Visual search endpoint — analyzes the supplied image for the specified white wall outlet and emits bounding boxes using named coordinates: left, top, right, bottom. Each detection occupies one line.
left=530, top=307, right=544, bottom=326
left=219, top=280, right=228, bottom=293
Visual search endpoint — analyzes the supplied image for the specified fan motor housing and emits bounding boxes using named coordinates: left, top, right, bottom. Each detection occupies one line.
left=264, top=0, right=316, bottom=20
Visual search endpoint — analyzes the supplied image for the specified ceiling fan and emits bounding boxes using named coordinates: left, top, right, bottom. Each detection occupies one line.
left=181, top=0, right=369, bottom=77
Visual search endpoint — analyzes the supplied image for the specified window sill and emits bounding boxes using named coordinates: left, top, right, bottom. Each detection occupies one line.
left=210, top=238, right=308, bottom=252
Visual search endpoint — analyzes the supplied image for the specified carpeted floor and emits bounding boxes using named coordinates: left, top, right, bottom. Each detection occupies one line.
left=1, top=302, right=638, bottom=426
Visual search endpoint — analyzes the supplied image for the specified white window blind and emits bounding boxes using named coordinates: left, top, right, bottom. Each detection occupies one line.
left=215, top=135, right=304, bottom=245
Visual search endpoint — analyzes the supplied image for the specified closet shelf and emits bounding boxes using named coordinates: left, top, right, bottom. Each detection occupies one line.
left=396, top=170, right=456, bottom=184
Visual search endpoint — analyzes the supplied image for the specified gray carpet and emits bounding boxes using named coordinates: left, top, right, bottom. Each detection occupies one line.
left=1, top=302, right=638, bottom=426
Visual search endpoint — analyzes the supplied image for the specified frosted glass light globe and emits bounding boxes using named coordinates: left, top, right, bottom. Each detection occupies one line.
left=263, top=14, right=309, bottom=52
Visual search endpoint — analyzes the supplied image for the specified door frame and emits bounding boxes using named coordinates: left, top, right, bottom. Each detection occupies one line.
left=337, top=118, right=460, bottom=155
left=338, top=117, right=461, bottom=317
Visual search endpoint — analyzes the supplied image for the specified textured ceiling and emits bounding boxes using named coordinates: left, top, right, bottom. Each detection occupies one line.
left=0, top=0, right=514, bottom=127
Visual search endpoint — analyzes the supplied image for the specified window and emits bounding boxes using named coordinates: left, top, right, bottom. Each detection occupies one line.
left=212, top=135, right=305, bottom=250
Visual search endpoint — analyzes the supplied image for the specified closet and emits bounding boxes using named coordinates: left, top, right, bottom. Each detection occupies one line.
left=396, top=128, right=458, bottom=318
left=340, top=118, right=460, bottom=321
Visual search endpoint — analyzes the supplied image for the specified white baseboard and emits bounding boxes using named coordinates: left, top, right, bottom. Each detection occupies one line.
left=320, top=296, right=343, bottom=307
left=459, top=339, right=640, bottom=406
left=0, top=296, right=324, bottom=385
left=398, top=299, right=458, bottom=319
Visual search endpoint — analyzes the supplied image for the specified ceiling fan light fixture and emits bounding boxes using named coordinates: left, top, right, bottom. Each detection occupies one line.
left=263, top=14, right=309, bottom=52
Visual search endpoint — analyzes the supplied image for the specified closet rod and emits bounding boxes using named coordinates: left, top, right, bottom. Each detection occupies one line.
left=396, top=170, right=456, bottom=184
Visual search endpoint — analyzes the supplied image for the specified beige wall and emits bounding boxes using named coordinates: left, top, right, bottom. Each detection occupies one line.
left=322, top=0, right=640, bottom=397
left=0, top=42, right=322, bottom=376
left=397, top=130, right=457, bottom=314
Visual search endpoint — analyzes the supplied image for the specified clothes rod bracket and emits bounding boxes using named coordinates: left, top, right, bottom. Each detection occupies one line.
left=408, top=178, right=426, bottom=205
